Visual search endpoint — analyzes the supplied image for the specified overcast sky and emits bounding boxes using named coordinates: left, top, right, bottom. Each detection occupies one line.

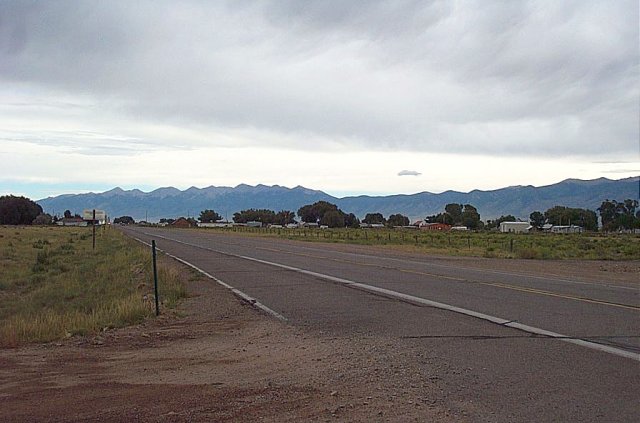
left=1, top=0, right=638, bottom=200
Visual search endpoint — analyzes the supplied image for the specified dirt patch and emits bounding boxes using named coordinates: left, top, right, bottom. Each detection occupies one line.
left=0, top=264, right=454, bottom=422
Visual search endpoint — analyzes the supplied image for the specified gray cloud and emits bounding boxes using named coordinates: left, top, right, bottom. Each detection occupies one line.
left=0, top=0, right=637, bottom=157
left=398, top=170, right=421, bottom=176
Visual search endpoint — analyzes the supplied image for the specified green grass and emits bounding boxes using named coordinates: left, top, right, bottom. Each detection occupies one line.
left=199, top=226, right=640, bottom=261
left=0, top=225, right=187, bottom=346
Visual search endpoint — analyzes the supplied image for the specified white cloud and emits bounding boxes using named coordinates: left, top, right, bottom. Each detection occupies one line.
left=398, top=170, right=422, bottom=176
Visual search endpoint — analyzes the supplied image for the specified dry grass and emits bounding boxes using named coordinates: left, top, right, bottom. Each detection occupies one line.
left=199, top=226, right=640, bottom=260
left=0, top=225, right=187, bottom=347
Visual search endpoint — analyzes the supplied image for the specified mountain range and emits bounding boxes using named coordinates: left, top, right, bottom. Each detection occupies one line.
left=37, top=177, right=639, bottom=223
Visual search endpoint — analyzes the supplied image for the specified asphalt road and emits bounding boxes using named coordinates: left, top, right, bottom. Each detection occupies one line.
left=121, top=226, right=639, bottom=422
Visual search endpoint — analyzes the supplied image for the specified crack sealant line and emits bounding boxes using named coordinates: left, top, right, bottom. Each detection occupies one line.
left=130, top=236, right=287, bottom=321
left=134, top=231, right=640, bottom=362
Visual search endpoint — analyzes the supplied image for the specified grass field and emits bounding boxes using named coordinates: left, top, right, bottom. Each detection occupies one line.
left=208, top=226, right=640, bottom=260
left=0, top=225, right=187, bottom=347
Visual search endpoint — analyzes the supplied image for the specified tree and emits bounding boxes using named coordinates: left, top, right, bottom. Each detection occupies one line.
left=64, top=210, right=72, bottom=219
left=387, top=213, right=409, bottom=227
left=274, top=210, right=296, bottom=226
left=461, top=204, right=481, bottom=229
left=233, top=209, right=277, bottom=224
left=114, top=216, right=135, bottom=225
left=598, top=199, right=640, bottom=231
left=0, top=195, right=43, bottom=225
left=529, top=211, right=545, bottom=229
left=344, top=213, right=360, bottom=228
left=33, top=213, right=53, bottom=225
left=425, top=213, right=453, bottom=225
left=545, top=206, right=597, bottom=231
left=321, top=210, right=345, bottom=228
left=363, top=213, right=386, bottom=225
left=445, top=203, right=463, bottom=224
left=297, top=201, right=340, bottom=223
left=199, top=209, right=222, bottom=223
left=296, top=201, right=357, bottom=228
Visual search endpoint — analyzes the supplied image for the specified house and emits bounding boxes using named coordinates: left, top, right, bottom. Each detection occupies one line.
left=421, top=223, right=452, bottom=231
left=198, top=222, right=232, bottom=228
left=451, top=226, right=469, bottom=231
left=57, top=217, right=87, bottom=227
left=171, top=217, right=193, bottom=228
left=500, top=222, right=532, bottom=233
left=550, top=225, right=583, bottom=234
left=300, top=222, right=319, bottom=228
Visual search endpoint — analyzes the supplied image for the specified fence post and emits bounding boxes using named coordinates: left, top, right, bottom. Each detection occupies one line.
left=152, top=240, right=160, bottom=316
left=92, top=209, right=96, bottom=250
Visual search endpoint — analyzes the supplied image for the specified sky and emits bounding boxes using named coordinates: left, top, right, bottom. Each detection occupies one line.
left=1, top=0, right=638, bottom=200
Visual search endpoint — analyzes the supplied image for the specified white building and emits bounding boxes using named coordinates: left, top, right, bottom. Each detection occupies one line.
left=550, top=225, right=583, bottom=234
left=500, top=221, right=532, bottom=233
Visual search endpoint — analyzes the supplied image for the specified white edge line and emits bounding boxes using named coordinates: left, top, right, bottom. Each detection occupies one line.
left=133, top=231, right=640, bottom=362
left=130, top=236, right=287, bottom=322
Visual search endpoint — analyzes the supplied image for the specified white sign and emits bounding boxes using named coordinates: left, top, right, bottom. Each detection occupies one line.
left=83, top=209, right=106, bottom=221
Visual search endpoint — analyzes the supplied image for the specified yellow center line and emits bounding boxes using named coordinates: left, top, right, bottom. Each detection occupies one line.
left=254, top=245, right=637, bottom=311
left=481, top=282, right=640, bottom=311
left=399, top=268, right=465, bottom=281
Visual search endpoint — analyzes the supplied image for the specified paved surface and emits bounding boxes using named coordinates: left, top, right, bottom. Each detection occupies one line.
left=121, top=226, right=640, bottom=422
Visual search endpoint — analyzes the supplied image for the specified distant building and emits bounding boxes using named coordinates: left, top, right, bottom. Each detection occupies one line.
left=57, top=217, right=87, bottom=227
left=421, top=223, right=452, bottom=231
left=246, top=221, right=262, bottom=228
left=500, top=222, right=532, bottom=233
left=550, top=225, right=583, bottom=234
left=300, top=222, right=319, bottom=228
left=451, top=226, right=469, bottom=231
left=541, top=223, right=554, bottom=232
left=171, top=217, right=193, bottom=228
left=198, top=222, right=232, bottom=228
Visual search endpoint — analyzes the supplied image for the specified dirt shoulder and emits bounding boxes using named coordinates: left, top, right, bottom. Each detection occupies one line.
left=0, top=257, right=454, bottom=422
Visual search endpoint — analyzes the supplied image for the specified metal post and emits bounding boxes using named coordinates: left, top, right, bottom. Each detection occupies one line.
left=92, top=209, right=96, bottom=250
left=152, top=240, right=160, bottom=316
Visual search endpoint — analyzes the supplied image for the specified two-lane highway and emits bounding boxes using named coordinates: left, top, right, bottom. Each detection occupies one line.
left=121, top=226, right=640, bottom=421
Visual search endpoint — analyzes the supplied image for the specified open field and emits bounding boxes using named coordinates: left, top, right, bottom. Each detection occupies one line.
left=184, top=225, right=640, bottom=260
left=0, top=225, right=187, bottom=346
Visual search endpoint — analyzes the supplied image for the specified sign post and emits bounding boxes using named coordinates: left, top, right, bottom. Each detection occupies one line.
left=92, top=209, right=96, bottom=250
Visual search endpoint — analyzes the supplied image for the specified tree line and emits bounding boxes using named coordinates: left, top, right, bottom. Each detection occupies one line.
left=2, top=195, right=638, bottom=231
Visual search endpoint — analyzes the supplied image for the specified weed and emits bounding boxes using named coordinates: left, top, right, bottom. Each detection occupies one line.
left=32, top=249, right=50, bottom=273
left=32, top=239, right=50, bottom=249
left=0, top=226, right=187, bottom=346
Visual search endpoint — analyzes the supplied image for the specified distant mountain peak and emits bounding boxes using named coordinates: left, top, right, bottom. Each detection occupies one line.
left=35, top=176, right=638, bottom=222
